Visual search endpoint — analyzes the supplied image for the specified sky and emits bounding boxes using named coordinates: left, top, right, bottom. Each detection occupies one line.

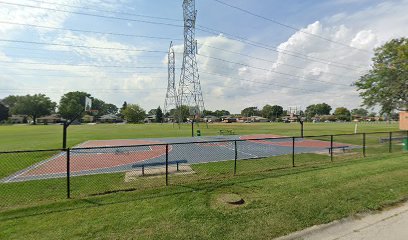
left=0, top=0, right=407, bottom=113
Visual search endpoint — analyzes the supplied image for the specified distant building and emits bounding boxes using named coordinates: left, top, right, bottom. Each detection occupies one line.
left=9, top=115, right=28, bottom=124
left=37, top=114, right=62, bottom=124
left=144, top=115, right=156, bottom=123
left=98, top=114, right=123, bottom=123
left=203, top=115, right=219, bottom=122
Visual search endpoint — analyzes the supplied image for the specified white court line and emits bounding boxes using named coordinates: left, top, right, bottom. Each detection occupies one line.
left=195, top=137, right=259, bottom=158
left=2, top=151, right=65, bottom=183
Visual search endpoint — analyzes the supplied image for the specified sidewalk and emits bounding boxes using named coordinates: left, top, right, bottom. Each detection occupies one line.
left=276, top=201, right=408, bottom=240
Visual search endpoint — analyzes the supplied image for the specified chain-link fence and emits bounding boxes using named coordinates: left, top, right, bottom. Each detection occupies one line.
left=1, top=130, right=407, bottom=209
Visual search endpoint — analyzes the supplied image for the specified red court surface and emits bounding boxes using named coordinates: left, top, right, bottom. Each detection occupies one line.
left=20, top=140, right=168, bottom=177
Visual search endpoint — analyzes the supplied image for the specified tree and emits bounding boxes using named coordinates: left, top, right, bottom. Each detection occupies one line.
left=214, top=110, right=230, bottom=117
left=118, top=101, right=128, bottom=118
left=260, top=105, right=283, bottom=120
left=351, top=108, right=368, bottom=117
left=305, top=103, right=332, bottom=119
left=169, top=105, right=190, bottom=122
left=1, top=95, right=22, bottom=116
left=203, top=110, right=214, bottom=116
left=13, top=94, right=56, bottom=124
left=155, top=106, right=163, bottom=123
left=122, top=104, right=146, bottom=123
left=334, top=107, right=351, bottom=121
left=90, top=99, right=118, bottom=117
left=104, top=103, right=118, bottom=115
left=58, top=91, right=91, bottom=120
left=0, top=102, right=9, bottom=122
left=261, top=105, right=273, bottom=119
left=368, top=112, right=377, bottom=117
left=241, top=107, right=260, bottom=117
left=355, top=38, right=408, bottom=114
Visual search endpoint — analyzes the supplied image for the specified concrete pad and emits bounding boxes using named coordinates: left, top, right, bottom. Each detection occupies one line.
left=124, top=165, right=194, bottom=182
left=276, top=201, right=408, bottom=240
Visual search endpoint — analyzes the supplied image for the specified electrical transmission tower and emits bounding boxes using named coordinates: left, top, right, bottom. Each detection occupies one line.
left=164, top=41, right=178, bottom=116
left=178, top=0, right=205, bottom=117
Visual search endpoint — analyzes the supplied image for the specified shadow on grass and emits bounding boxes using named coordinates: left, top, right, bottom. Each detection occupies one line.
left=2, top=152, right=404, bottom=221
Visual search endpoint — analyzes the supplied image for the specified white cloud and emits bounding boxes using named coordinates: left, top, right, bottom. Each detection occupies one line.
left=0, top=0, right=82, bottom=35
left=47, top=32, right=143, bottom=63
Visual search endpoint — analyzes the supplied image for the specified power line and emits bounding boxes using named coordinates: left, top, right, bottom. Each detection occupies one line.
left=0, top=1, right=184, bottom=28
left=0, top=38, right=167, bottom=53
left=27, top=0, right=183, bottom=22
left=197, top=53, right=351, bottom=87
left=0, top=88, right=167, bottom=93
left=197, top=27, right=367, bottom=72
left=197, top=43, right=357, bottom=78
left=211, top=0, right=370, bottom=53
left=200, top=71, right=344, bottom=97
left=1, top=1, right=370, bottom=71
left=1, top=20, right=362, bottom=73
left=0, top=66, right=167, bottom=74
left=0, top=21, right=183, bottom=41
left=0, top=60, right=167, bottom=69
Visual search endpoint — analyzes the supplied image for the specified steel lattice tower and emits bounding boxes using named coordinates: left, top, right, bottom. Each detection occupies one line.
left=178, top=0, right=205, bottom=117
left=164, top=41, right=178, bottom=116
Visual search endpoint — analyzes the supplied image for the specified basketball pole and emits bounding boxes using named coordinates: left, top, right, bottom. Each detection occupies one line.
left=62, top=110, right=84, bottom=149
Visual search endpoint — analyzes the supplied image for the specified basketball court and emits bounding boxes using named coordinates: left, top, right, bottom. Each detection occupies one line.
left=1, top=134, right=352, bottom=183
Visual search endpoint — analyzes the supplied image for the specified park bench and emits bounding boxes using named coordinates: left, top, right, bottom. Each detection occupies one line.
left=379, top=136, right=407, bottom=143
left=327, top=146, right=350, bottom=154
left=219, top=129, right=235, bottom=135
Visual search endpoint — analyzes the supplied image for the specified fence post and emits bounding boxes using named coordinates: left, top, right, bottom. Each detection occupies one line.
left=330, top=135, right=334, bottom=162
left=363, top=133, right=366, bottom=157
left=389, top=132, right=392, bottom=153
left=292, top=137, right=295, bottom=167
left=66, top=148, right=71, bottom=199
left=234, top=140, right=237, bottom=175
left=165, top=144, right=169, bottom=186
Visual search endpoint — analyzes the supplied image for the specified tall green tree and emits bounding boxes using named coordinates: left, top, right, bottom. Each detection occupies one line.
left=214, top=110, right=230, bottom=117
left=351, top=108, right=369, bottom=117
left=13, top=94, right=56, bottom=124
left=305, top=103, right=332, bottom=119
left=58, top=91, right=91, bottom=120
left=122, top=104, right=146, bottom=123
left=0, top=102, right=9, bottom=121
left=355, top=38, right=408, bottom=114
left=334, top=107, right=351, bottom=121
left=241, top=107, right=260, bottom=117
left=261, top=105, right=283, bottom=120
left=104, top=103, right=118, bottom=115
left=155, top=106, right=163, bottom=123
left=1, top=95, right=22, bottom=115
left=171, top=105, right=190, bottom=122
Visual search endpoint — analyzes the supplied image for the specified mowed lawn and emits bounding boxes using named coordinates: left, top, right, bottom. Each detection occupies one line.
left=0, top=122, right=399, bottom=150
left=0, top=122, right=406, bottom=239
left=1, top=153, right=408, bottom=239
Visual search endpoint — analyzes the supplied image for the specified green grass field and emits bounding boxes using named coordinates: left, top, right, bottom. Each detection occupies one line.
left=0, top=122, right=406, bottom=239
left=1, top=153, right=408, bottom=239
left=0, top=122, right=400, bottom=150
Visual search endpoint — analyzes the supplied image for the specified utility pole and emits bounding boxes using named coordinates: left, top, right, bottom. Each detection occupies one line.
left=178, top=0, right=205, bottom=120
left=164, top=42, right=178, bottom=119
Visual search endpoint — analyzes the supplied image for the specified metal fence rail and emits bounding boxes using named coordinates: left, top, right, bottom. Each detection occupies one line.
left=0, top=130, right=407, bottom=208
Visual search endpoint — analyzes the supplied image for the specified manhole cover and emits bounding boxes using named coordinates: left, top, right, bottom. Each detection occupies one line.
left=218, top=193, right=245, bottom=205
